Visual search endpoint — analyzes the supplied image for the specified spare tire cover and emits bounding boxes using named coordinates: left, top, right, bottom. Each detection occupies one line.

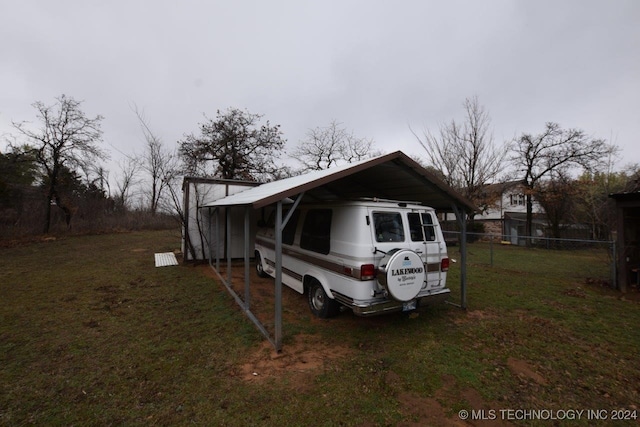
left=377, top=249, right=426, bottom=301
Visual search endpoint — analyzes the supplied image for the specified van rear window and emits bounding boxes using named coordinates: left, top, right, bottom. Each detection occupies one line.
left=300, top=209, right=332, bottom=254
left=373, top=212, right=405, bottom=242
left=408, top=212, right=436, bottom=241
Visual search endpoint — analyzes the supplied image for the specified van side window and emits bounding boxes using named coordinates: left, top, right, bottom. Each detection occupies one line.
left=282, top=210, right=300, bottom=245
left=373, top=212, right=405, bottom=242
left=265, top=209, right=300, bottom=246
left=300, top=209, right=332, bottom=254
left=408, top=212, right=436, bottom=241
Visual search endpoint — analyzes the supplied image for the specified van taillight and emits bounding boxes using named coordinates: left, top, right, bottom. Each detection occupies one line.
left=441, top=258, right=450, bottom=272
left=360, top=264, right=375, bottom=280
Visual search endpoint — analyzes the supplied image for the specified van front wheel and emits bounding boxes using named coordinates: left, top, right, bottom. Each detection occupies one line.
left=308, top=280, right=340, bottom=318
left=255, top=252, right=269, bottom=278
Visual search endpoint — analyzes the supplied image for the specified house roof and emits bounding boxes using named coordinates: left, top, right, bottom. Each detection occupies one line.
left=609, top=190, right=640, bottom=203
left=481, top=180, right=527, bottom=196
left=201, top=151, right=476, bottom=212
left=503, top=212, right=547, bottom=222
left=182, top=176, right=261, bottom=187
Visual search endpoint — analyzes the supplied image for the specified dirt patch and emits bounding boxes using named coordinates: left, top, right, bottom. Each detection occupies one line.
left=207, top=261, right=354, bottom=387
left=238, top=333, right=353, bottom=390
left=562, top=286, right=587, bottom=298
left=460, top=387, right=488, bottom=412
left=466, top=310, right=497, bottom=321
left=584, top=278, right=640, bottom=302
left=506, top=357, right=547, bottom=386
left=394, top=374, right=512, bottom=426
left=396, top=374, right=463, bottom=427
left=452, top=310, right=497, bottom=325
left=197, top=262, right=314, bottom=327
left=397, top=393, right=466, bottom=427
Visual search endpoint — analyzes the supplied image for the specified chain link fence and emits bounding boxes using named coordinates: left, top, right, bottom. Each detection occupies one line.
left=443, top=231, right=616, bottom=287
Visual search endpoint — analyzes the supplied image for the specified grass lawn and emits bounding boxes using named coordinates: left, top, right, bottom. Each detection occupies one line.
left=1, top=230, right=639, bottom=426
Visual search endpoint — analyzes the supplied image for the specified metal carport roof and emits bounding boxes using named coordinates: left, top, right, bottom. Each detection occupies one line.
left=202, top=151, right=476, bottom=212
left=201, top=150, right=476, bottom=351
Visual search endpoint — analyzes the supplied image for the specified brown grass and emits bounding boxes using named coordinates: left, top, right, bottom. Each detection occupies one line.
left=1, top=230, right=639, bottom=426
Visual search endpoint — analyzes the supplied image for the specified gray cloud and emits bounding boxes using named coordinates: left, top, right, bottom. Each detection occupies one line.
left=1, top=0, right=638, bottom=179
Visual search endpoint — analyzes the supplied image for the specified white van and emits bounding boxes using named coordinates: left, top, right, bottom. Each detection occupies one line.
left=254, top=199, right=450, bottom=317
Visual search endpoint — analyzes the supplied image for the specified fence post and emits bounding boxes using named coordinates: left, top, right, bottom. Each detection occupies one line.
left=451, top=205, right=467, bottom=309
left=490, top=234, right=494, bottom=267
left=611, top=240, right=617, bottom=289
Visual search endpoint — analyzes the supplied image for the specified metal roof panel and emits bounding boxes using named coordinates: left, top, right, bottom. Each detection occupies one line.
left=200, top=151, right=476, bottom=212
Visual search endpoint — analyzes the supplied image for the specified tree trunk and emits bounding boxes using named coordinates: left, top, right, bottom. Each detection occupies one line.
left=44, top=184, right=55, bottom=234
left=60, top=204, right=72, bottom=229
left=525, top=191, right=533, bottom=246
left=43, top=195, right=52, bottom=234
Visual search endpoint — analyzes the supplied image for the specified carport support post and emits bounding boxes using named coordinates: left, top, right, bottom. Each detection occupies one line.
left=226, top=208, right=232, bottom=286
left=274, top=200, right=283, bottom=352
left=207, top=207, right=221, bottom=270
left=207, top=207, right=212, bottom=266
left=215, top=208, right=220, bottom=271
left=244, top=206, right=251, bottom=310
left=452, top=204, right=468, bottom=309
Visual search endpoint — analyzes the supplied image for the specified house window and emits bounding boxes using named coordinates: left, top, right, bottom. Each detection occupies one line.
left=510, top=194, right=525, bottom=206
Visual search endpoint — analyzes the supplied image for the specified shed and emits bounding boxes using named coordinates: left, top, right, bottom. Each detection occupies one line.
left=182, top=177, right=260, bottom=262
left=200, top=151, right=476, bottom=350
left=609, top=190, right=640, bottom=291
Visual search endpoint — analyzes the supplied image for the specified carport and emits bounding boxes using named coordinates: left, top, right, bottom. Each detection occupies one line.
left=201, top=151, right=476, bottom=351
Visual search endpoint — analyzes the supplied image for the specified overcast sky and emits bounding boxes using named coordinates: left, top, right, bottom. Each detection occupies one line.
left=2, top=0, right=639, bottom=183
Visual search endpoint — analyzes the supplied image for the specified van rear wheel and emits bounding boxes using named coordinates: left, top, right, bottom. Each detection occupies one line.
left=308, top=280, right=340, bottom=318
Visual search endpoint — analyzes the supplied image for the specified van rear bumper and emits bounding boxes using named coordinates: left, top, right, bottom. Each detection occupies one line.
left=332, top=288, right=451, bottom=316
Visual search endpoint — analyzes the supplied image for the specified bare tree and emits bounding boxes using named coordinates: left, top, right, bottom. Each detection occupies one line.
left=114, top=156, right=141, bottom=211
left=511, top=122, right=616, bottom=238
left=267, top=164, right=297, bottom=180
left=412, top=96, right=506, bottom=216
left=533, top=170, right=577, bottom=239
left=291, top=120, right=379, bottom=171
left=11, top=95, right=106, bottom=233
left=134, top=107, right=174, bottom=215
left=178, top=108, right=286, bottom=181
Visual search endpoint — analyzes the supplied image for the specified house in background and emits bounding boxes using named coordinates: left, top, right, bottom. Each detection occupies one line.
left=476, top=180, right=545, bottom=244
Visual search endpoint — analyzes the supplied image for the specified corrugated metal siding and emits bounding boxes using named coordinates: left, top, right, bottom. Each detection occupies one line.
left=155, top=252, right=178, bottom=267
left=183, top=178, right=260, bottom=261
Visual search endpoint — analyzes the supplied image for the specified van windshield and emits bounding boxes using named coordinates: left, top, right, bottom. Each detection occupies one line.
left=373, top=212, right=405, bottom=242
